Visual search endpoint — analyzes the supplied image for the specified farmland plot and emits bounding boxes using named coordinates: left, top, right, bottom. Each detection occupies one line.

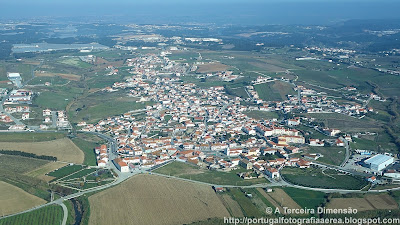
left=89, top=174, right=229, bottom=225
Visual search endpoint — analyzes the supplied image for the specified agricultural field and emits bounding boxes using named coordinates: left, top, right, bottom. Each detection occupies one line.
left=168, top=51, right=199, bottom=63
left=301, top=112, right=382, bottom=133
left=225, top=188, right=265, bottom=218
left=226, top=87, right=249, bottom=98
left=47, top=165, right=85, bottom=180
left=0, top=154, right=53, bottom=201
left=0, top=155, right=50, bottom=174
left=297, top=124, right=328, bottom=140
left=281, top=167, right=369, bottom=190
left=254, top=81, right=295, bottom=102
left=293, top=65, right=400, bottom=96
left=0, top=205, right=63, bottom=225
left=326, top=194, right=398, bottom=212
left=268, top=188, right=301, bottom=210
left=281, top=187, right=326, bottom=209
left=0, top=181, right=46, bottom=216
left=88, top=174, right=229, bottom=225
left=68, top=91, right=150, bottom=124
left=33, top=86, right=84, bottom=110
left=307, top=146, right=346, bottom=166
left=35, top=71, right=81, bottom=81
left=350, top=136, right=397, bottom=153
left=0, top=138, right=84, bottom=164
left=29, top=75, right=70, bottom=86
left=59, top=58, right=93, bottom=69
left=53, top=168, right=114, bottom=190
left=196, top=62, right=229, bottom=73
left=217, top=194, right=244, bottom=217
left=154, top=161, right=269, bottom=186
left=0, top=132, right=65, bottom=142
left=24, top=162, right=67, bottom=182
left=71, top=138, right=99, bottom=166
left=244, top=110, right=280, bottom=120
left=201, top=51, right=298, bottom=75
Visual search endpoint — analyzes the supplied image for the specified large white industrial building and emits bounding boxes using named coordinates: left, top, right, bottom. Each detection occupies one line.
left=365, top=154, right=394, bottom=171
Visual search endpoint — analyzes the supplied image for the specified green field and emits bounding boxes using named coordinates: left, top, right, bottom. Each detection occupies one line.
left=302, top=113, right=382, bottom=132
left=71, top=100, right=149, bottom=124
left=69, top=91, right=151, bottom=124
left=281, top=167, right=368, bottom=190
left=71, top=138, right=98, bottom=166
left=307, top=146, right=346, bottom=166
left=254, top=81, right=295, bottom=102
left=29, top=75, right=70, bottom=86
left=154, top=161, right=268, bottom=186
left=0, top=155, right=49, bottom=174
left=297, top=125, right=328, bottom=140
left=0, top=154, right=52, bottom=201
left=60, top=168, right=97, bottom=181
left=60, top=58, right=93, bottom=69
left=282, top=187, right=326, bottom=209
left=47, top=165, right=84, bottom=180
left=350, top=135, right=396, bottom=152
left=0, top=132, right=65, bottom=142
left=0, top=205, right=63, bottom=225
left=227, top=188, right=265, bottom=217
left=34, top=86, right=84, bottom=110
left=86, top=74, right=126, bottom=89
left=244, top=110, right=280, bottom=120
left=350, top=138, right=378, bottom=151
left=226, top=87, right=249, bottom=98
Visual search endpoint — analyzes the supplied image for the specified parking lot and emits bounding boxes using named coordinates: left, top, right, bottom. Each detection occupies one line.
left=343, top=153, right=383, bottom=175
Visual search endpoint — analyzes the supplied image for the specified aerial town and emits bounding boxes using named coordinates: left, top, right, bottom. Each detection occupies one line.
left=1, top=10, right=400, bottom=224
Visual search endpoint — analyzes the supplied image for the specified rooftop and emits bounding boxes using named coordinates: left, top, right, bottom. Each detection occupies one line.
left=365, top=154, right=394, bottom=165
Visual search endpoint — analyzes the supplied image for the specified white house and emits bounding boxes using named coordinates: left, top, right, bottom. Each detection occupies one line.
left=265, top=167, right=280, bottom=179
left=114, top=158, right=130, bottom=172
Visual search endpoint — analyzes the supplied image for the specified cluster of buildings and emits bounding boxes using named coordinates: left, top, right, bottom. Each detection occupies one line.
left=0, top=113, right=12, bottom=123
left=79, top=52, right=321, bottom=177
left=3, top=89, right=33, bottom=105
left=73, top=50, right=383, bottom=184
left=95, top=145, right=109, bottom=168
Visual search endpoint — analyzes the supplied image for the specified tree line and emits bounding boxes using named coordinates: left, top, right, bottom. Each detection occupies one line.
left=0, top=150, right=57, bottom=161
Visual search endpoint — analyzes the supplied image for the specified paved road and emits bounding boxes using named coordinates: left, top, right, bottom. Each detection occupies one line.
left=58, top=202, right=68, bottom=225
left=340, top=137, right=351, bottom=167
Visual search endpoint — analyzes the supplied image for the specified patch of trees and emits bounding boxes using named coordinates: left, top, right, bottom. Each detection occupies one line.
left=0, top=42, right=12, bottom=60
left=0, top=150, right=57, bottom=161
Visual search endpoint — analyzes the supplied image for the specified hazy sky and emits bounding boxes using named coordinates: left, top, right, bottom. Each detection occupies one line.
left=1, top=0, right=400, bottom=25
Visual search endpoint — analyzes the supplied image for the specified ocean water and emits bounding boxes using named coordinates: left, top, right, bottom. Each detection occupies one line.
left=1, top=1, right=400, bottom=25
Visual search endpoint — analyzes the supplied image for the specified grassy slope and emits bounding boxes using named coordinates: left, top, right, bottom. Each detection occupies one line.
left=71, top=138, right=97, bottom=166
left=281, top=167, right=368, bottom=190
